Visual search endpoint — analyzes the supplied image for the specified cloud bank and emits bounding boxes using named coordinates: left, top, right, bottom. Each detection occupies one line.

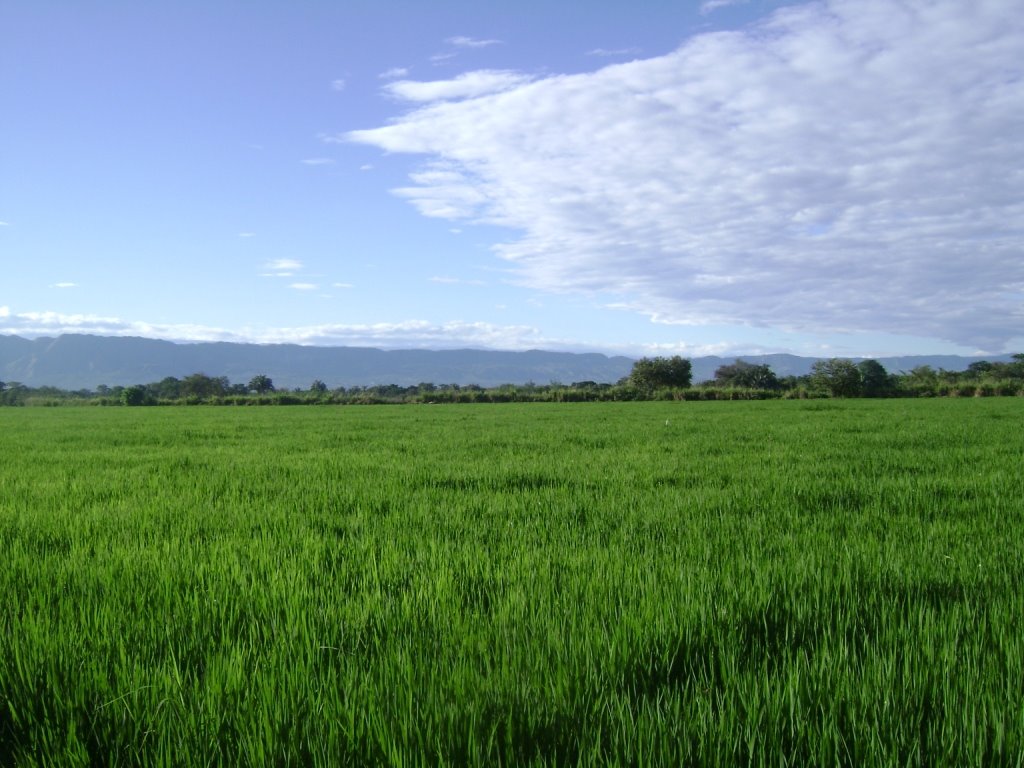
left=349, top=0, right=1024, bottom=352
left=384, top=70, right=533, bottom=102
left=0, top=308, right=629, bottom=352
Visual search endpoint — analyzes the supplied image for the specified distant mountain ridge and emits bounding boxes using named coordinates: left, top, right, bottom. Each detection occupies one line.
left=0, top=334, right=1014, bottom=390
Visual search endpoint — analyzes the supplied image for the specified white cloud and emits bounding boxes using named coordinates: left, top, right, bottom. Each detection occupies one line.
left=700, top=0, right=748, bottom=13
left=6, top=310, right=128, bottom=334
left=51, top=282, right=76, bottom=289
left=429, top=52, right=458, bottom=65
left=301, top=157, right=335, bottom=166
left=0, top=221, right=9, bottom=226
left=265, top=259, right=303, bottom=271
left=331, top=78, right=346, bottom=91
left=0, top=310, right=561, bottom=350
left=332, top=282, right=354, bottom=289
left=446, top=36, right=502, bottom=49
left=359, top=164, right=373, bottom=171
left=385, top=70, right=532, bottom=102
left=251, top=320, right=549, bottom=349
left=238, top=232, right=256, bottom=238
left=587, top=47, right=642, bottom=57
left=290, top=282, right=318, bottom=291
left=379, top=67, right=410, bottom=80
left=430, top=276, right=485, bottom=285
left=348, top=0, right=1024, bottom=352
left=3, top=305, right=972, bottom=358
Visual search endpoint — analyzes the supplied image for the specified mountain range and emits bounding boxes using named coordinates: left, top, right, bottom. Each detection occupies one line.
left=0, top=334, right=1014, bottom=390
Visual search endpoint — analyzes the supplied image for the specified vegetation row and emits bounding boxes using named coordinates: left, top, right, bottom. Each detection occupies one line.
left=2, top=354, right=1024, bottom=406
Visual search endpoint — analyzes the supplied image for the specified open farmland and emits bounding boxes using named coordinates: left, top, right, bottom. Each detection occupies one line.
left=1, top=400, right=1022, bottom=765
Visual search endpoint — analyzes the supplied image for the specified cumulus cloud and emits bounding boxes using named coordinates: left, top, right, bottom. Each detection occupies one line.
left=4, top=310, right=129, bottom=335
left=51, top=282, right=77, bottom=289
left=587, top=47, right=642, bottom=57
left=379, top=67, right=410, bottom=79
left=290, top=282, right=318, bottom=291
left=429, top=276, right=485, bottom=285
left=0, top=305, right=784, bottom=356
left=700, top=0, right=749, bottom=13
left=384, top=70, right=533, bottom=102
left=0, top=309, right=571, bottom=350
left=265, top=259, right=302, bottom=271
left=446, top=36, right=502, bottom=49
left=331, top=78, right=346, bottom=91
left=348, top=0, right=1024, bottom=352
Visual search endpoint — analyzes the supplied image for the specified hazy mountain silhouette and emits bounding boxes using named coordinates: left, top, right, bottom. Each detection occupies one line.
left=0, top=334, right=634, bottom=390
left=0, top=334, right=1012, bottom=390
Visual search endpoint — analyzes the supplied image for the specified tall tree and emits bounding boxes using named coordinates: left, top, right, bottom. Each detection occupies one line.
left=857, top=359, right=893, bottom=397
left=811, top=358, right=862, bottom=397
left=713, top=360, right=780, bottom=389
left=121, top=385, right=151, bottom=406
left=628, top=356, right=693, bottom=390
left=182, top=373, right=226, bottom=400
left=248, top=374, right=275, bottom=394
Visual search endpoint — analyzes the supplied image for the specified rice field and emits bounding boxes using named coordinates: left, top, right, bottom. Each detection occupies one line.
left=1, top=399, right=1022, bottom=766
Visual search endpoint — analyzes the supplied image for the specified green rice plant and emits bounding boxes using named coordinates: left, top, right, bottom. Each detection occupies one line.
left=0, top=400, right=1022, bottom=765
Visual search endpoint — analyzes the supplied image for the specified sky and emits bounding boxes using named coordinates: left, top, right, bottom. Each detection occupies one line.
left=1, top=0, right=1022, bottom=359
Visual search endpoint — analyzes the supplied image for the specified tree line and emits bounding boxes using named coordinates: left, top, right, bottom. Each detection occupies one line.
left=1, top=354, right=1022, bottom=406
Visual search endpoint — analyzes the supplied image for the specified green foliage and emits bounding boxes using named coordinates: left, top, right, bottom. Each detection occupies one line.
left=120, top=385, right=152, bottom=406
left=810, top=358, right=863, bottom=397
left=0, top=381, right=27, bottom=406
left=247, top=374, right=275, bottom=394
left=628, top=355, right=693, bottom=390
left=3, top=353, right=1024, bottom=408
left=0, top=401, right=1022, bottom=764
left=713, top=359, right=780, bottom=389
left=856, top=359, right=895, bottom=397
left=181, top=373, right=228, bottom=400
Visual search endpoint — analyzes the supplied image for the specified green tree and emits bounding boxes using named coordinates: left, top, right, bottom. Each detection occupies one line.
left=713, top=360, right=780, bottom=389
left=1, top=382, right=27, bottom=405
left=857, top=359, right=893, bottom=397
left=629, top=356, right=693, bottom=390
left=906, top=365, right=937, bottom=385
left=152, top=377, right=182, bottom=400
left=121, top=385, right=152, bottom=406
left=999, top=354, right=1024, bottom=379
left=248, top=374, right=275, bottom=394
left=182, top=373, right=226, bottom=400
left=309, top=379, right=328, bottom=394
left=966, top=361, right=994, bottom=378
left=811, top=358, right=862, bottom=397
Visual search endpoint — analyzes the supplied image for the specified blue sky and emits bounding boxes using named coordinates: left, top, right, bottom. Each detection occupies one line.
left=2, top=0, right=1021, bottom=358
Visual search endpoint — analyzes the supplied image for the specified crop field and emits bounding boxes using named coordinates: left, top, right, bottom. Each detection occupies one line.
left=0, top=399, right=1022, bottom=766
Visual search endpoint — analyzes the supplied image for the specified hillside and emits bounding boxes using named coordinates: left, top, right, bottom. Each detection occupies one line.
left=0, top=334, right=1013, bottom=390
